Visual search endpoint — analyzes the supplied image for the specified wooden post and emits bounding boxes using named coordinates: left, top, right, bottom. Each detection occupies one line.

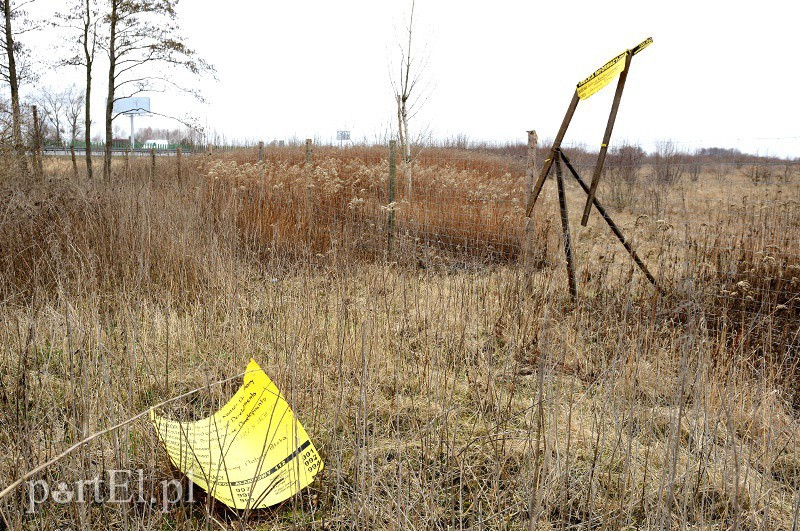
left=525, top=130, right=539, bottom=206
left=388, top=140, right=397, bottom=256
left=150, top=148, right=156, bottom=182
left=580, top=52, right=633, bottom=226
left=554, top=152, right=577, bottom=303
left=523, top=130, right=539, bottom=267
left=526, top=91, right=580, bottom=216
left=124, top=149, right=130, bottom=180
left=176, top=147, right=182, bottom=185
left=305, top=138, right=312, bottom=164
left=70, top=144, right=78, bottom=179
left=31, top=105, right=44, bottom=179
left=258, top=140, right=264, bottom=163
left=559, top=149, right=662, bottom=293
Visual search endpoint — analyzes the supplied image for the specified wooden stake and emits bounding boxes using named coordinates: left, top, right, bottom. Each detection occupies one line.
left=524, top=130, right=539, bottom=267
left=526, top=92, right=580, bottom=216
left=555, top=152, right=577, bottom=303
left=258, top=140, right=264, bottom=163
left=581, top=52, right=633, bottom=226
left=559, top=149, right=662, bottom=293
left=150, top=148, right=156, bottom=182
left=525, top=130, right=539, bottom=206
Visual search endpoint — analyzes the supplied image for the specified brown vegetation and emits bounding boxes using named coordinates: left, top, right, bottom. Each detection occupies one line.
left=0, top=146, right=798, bottom=529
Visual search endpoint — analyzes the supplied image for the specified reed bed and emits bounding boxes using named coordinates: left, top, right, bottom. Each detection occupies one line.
left=0, top=149, right=798, bottom=529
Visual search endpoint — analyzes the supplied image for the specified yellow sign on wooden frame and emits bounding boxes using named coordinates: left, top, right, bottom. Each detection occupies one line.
left=577, top=37, right=652, bottom=100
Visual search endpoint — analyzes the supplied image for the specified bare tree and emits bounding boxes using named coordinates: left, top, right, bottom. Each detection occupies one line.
left=34, top=85, right=85, bottom=145
left=57, top=0, right=99, bottom=178
left=391, top=0, right=429, bottom=199
left=1, top=0, right=36, bottom=177
left=101, top=0, right=214, bottom=180
left=64, top=84, right=84, bottom=144
left=35, top=87, right=64, bottom=144
left=135, top=125, right=183, bottom=144
left=651, top=140, right=685, bottom=185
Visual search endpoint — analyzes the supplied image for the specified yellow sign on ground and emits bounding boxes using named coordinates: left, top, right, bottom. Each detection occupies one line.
left=576, top=37, right=653, bottom=100
left=151, top=359, right=323, bottom=509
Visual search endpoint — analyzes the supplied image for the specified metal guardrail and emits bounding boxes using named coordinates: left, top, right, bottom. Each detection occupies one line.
left=41, top=146, right=199, bottom=156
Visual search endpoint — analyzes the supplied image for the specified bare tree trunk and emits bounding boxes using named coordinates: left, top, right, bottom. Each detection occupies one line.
left=393, top=0, right=419, bottom=202
left=84, top=62, right=93, bottom=178
left=102, top=0, right=117, bottom=181
left=396, top=94, right=412, bottom=200
left=401, top=107, right=410, bottom=164
left=39, top=92, right=63, bottom=146
left=3, top=0, right=29, bottom=177
left=403, top=131, right=411, bottom=202
left=71, top=143, right=78, bottom=179
left=31, top=104, right=43, bottom=179
left=396, top=95, right=405, bottom=155
left=82, top=0, right=93, bottom=179
left=523, top=130, right=539, bottom=268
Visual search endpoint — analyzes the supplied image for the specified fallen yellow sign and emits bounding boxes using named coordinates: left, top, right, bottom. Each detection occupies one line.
left=151, top=359, right=323, bottom=509
left=576, top=37, right=652, bottom=100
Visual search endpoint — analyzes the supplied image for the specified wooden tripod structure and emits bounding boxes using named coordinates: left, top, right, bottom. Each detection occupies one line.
left=525, top=37, right=662, bottom=302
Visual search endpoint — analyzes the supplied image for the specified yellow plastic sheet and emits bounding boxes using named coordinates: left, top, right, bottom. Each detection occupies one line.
left=576, top=37, right=653, bottom=100
left=151, top=359, right=323, bottom=509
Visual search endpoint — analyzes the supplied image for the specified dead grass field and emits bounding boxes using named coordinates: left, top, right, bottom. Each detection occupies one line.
left=0, top=147, right=798, bottom=529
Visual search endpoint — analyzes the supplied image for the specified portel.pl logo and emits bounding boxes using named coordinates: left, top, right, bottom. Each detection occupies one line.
left=26, top=470, right=194, bottom=513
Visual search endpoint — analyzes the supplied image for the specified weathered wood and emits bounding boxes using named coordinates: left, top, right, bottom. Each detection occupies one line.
left=525, top=91, right=580, bottom=217
left=150, top=148, right=156, bottom=182
left=580, top=52, right=633, bottom=226
left=554, top=152, right=577, bottom=303
left=31, top=105, right=44, bottom=179
left=559, top=149, right=662, bottom=293
left=525, top=130, right=539, bottom=206
left=388, top=140, right=397, bottom=256
left=523, top=130, right=539, bottom=267
left=257, top=140, right=264, bottom=163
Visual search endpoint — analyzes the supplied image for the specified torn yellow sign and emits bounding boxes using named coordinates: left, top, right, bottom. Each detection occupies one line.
left=151, top=359, right=323, bottom=509
left=576, top=37, right=653, bottom=100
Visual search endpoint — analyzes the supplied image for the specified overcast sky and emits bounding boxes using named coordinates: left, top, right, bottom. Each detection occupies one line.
left=32, top=0, right=800, bottom=157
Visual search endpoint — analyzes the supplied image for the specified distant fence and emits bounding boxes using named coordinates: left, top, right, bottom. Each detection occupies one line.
left=42, top=146, right=196, bottom=156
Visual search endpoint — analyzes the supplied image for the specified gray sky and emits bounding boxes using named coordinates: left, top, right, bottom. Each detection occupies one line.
left=32, top=0, right=800, bottom=157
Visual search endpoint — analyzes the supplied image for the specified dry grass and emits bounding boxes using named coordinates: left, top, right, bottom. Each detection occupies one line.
left=0, top=149, right=798, bottom=529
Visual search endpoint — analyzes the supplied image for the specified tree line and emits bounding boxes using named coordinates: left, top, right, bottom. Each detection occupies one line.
left=1, top=0, right=213, bottom=180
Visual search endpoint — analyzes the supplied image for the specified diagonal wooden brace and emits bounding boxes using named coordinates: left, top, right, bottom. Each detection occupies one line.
left=559, top=149, right=663, bottom=294
left=525, top=91, right=580, bottom=217
left=580, top=51, right=633, bottom=226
